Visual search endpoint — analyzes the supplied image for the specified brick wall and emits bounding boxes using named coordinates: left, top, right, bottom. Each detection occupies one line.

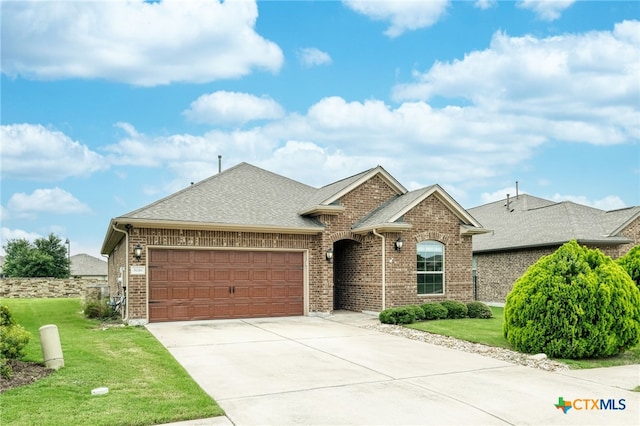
left=388, top=195, right=474, bottom=306
left=0, top=277, right=108, bottom=301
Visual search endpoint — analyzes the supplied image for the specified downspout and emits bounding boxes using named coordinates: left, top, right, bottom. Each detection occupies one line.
left=372, top=229, right=386, bottom=311
left=111, top=223, right=129, bottom=322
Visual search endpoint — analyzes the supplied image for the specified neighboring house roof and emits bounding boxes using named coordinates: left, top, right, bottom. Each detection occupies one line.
left=469, top=194, right=639, bottom=252
left=70, top=253, right=108, bottom=276
left=102, top=162, right=486, bottom=254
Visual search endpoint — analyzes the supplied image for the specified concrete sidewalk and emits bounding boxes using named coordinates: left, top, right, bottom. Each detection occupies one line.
left=149, top=313, right=639, bottom=426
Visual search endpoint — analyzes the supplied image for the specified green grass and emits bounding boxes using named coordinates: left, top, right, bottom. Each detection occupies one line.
left=0, top=298, right=224, bottom=426
left=406, top=306, right=640, bottom=369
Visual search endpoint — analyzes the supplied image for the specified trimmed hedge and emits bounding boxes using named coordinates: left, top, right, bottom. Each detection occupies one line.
left=421, top=303, right=448, bottom=320
left=504, top=240, right=640, bottom=359
left=466, top=301, right=493, bottom=319
left=379, top=306, right=419, bottom=325
left=440, top=300, right=468, bottom=319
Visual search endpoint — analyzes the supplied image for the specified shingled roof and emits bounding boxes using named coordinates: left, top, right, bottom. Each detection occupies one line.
left=468, top=194, right=640, bottom=252
left=102, top=162, right=486, bottom=254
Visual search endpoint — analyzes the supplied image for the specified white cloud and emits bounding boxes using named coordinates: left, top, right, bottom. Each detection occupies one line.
left=551, top=194, right=627, bottom=211
left=0, top=124, right=108, bottom=180
left=297, top=48, right=332, bottom=68
left=480, top=187, right=527, bottom=204
left=517, top=0, right=575, bottom=21
left=183, top=91, right=285, bottom=125
left=7, top=188, right=91, bottom=216
left=343, top=0, right=449, bottom=37
left=1, top=0, right=283, bottom=86
left=393, top=21, right=640, bottom=146
left=474, top=0, right=496, bottom=10
left=0, top=228, right=43, bottom=255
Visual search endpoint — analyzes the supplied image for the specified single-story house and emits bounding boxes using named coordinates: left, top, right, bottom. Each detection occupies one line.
left=468, top=194, right=640, bottom=303
left=70, top=253, right=108, bottom=280
left=101, top=162, right=487, bottom=324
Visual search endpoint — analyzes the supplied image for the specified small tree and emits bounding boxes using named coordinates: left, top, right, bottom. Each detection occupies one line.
left=617, top=245, right=640, bottom=290
left=504, top=240, right=640, bottom=359
left=3, top=233, right=70, bottom=278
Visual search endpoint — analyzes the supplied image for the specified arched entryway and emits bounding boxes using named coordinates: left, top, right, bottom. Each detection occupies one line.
left=332, top=238, right=363, bottom=311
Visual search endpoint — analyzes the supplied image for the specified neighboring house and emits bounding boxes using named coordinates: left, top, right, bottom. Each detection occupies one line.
left=468, top=194, right=640, bottom=303
left=101, top=162, right=487, bottom=324
left=70, top=253, right=108, bottom=280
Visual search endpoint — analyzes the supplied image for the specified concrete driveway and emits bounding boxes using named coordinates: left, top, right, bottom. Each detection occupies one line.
left=147, top=313, right=639, bottom=426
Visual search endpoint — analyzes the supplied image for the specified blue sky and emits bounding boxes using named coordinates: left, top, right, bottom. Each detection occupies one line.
left=1, top=0, right=639, bottom=259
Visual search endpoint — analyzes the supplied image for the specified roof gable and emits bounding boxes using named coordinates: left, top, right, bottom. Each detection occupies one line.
left=298, top=166, right=406, bottom=215
left=353, top=184, right=485, bottom=234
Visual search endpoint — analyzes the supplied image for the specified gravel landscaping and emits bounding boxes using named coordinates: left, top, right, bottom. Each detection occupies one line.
left=362, top=323, right=569, bottom=372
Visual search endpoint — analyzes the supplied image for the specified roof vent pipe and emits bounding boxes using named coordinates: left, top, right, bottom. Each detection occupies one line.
left=516, top=181, right=519, bottom=199
left=218, top=155, right=222, bottom=174
left=506, top=193, right=510, bottom=211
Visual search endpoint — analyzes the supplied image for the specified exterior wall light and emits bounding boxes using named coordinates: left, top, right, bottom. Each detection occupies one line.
left=394, top=238, right=404, bottom=251
left=134, top=244, right=143, bottom=261
left=326, top=248, right=333, bottom=262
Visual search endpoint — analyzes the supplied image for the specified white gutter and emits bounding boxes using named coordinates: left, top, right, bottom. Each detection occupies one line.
left=111, top=223, right=129, bottom=322
left=372, top=229, right=386, bottom=311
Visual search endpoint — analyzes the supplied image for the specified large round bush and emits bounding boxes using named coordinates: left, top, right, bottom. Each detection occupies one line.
left=504, top=241, right=640, bottom=359
left=617, top=244, right=640, bottom=290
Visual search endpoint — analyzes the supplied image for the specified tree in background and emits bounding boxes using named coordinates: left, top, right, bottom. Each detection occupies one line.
left=2, top=234, right=70, bottom=278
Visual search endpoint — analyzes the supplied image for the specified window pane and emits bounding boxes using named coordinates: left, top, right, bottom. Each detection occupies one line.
left=416, top=240, right=444, bottom=295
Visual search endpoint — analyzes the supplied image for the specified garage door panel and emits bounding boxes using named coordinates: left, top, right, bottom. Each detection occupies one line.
left=149, top=249, right=304, bottom=322
left=193, top=286, right=210, bottom=298
left=193, top=270, right=211, bottom=281
left=150, top=286, right=169, bottom=300
left=171, top=287, right=190, bottom=300
left=170, top=305, right=190, bottom=321
left=172, top=251, right=191, bottom=263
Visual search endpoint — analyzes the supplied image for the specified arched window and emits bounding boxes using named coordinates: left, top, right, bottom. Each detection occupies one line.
left=416, top=240, right=444, bottom=295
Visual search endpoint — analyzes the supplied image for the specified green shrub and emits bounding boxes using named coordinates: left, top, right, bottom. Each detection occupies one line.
left=420, top=303, right=448, bottom=320
left=0, top=306, right=32, bottom=379
left=467, top=302, right=493, bottom=319
left=0, top=305, right=16, bottom=327
left=440, top=300, right=468, bottom=319
left=504, top=240, right=640, bottom=359
left=617, top=244, right=640, bottom=290
left=406, top=305, right=425, bottom=321
left=379, top=307, right=417, bottom=325
left=83, top=299, right=116, bottom=320
left=0, top=324, right=31, bottom=360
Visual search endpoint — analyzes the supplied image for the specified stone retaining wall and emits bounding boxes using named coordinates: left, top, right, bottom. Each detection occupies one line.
left=0, top=278, right=109, bottom=301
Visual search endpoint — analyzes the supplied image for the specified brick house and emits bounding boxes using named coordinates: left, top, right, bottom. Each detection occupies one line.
left=101, top=162, right=486, bottom=324
left=469, top=194, right=640, bottom=303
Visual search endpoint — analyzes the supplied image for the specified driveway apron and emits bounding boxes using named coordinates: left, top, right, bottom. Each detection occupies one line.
left=147, top=314, right=639, bottom=426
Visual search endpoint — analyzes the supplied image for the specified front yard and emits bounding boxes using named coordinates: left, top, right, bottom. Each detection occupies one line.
left=0, top=298, right=223, bottom=426
left=407, top=306, right=640, bottom=369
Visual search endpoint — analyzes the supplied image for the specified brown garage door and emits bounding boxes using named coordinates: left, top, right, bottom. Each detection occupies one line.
left=148, top=249, right=304, bottom=322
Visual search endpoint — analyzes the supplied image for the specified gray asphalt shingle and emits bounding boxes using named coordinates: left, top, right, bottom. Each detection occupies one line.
left=469, top=194, right=638, bottom=252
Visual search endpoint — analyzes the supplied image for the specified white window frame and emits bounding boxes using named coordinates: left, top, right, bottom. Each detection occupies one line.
left=416, top=240, right=445, bottom=295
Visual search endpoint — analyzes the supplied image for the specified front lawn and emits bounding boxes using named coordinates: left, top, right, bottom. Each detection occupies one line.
left=0, top=298, right=223, bottom=426
left=406, top=306, right=640, bottom=369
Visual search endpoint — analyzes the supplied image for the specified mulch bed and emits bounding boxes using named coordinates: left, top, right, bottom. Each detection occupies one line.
left=1, top=360, right=54, bottom=393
